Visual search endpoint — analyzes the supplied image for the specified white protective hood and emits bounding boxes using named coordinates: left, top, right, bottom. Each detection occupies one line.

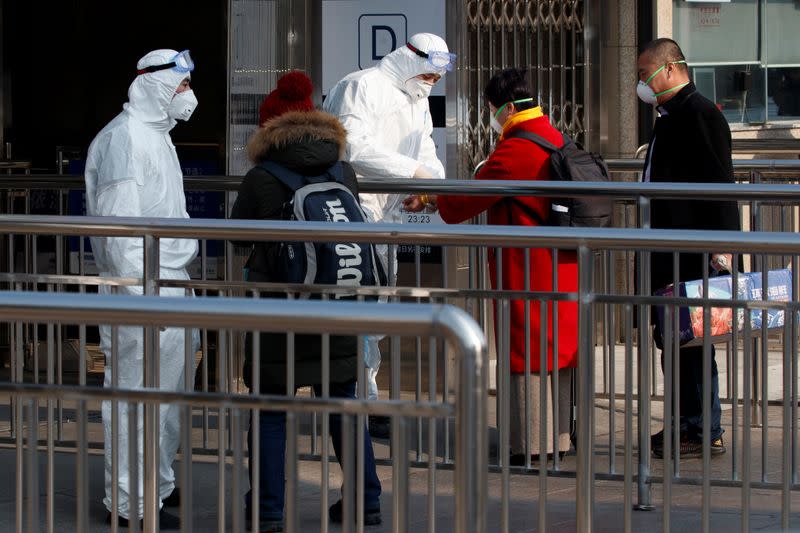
left=323, top=33, right=448, bottom=224
left=85, top=49, right=198, bottom=277
left=126, top=49, right=191, bottom=131
left=376, top=32, right=450, bottom=89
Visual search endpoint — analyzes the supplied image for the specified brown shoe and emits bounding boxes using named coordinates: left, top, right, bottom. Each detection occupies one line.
left=677, top=438, right=703, bottom=458
left=710, top=436, right=726, bottom=455
left=655, top=436, right=725, bottom=459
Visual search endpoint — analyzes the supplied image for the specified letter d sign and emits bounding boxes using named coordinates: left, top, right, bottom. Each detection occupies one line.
left=372, top=26, right=396, bottom=60
left=358, top=14, right=407, bottom=69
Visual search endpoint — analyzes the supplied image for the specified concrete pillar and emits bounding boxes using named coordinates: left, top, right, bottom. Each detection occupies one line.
left=599, top=0, right=641, bottom=160
left=654, top=0, right=673, bottom=39
left=596, top=0, right=643, bottom=325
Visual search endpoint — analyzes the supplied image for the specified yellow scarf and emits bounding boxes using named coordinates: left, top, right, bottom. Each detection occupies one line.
left=499, top=106, right=544, bottom=141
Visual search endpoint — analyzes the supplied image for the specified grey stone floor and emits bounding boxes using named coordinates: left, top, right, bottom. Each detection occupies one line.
left=2, top=437, right=799, bottom=532
left=1, top=342, right=800, bottom=532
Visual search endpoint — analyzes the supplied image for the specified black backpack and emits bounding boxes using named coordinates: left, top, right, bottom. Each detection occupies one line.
left=507, top=130, right=613, bottom=227
left=258, top=160, right=385, bottom=298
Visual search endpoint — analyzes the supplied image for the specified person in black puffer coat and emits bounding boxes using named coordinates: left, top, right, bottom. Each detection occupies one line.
left=637, top=39, right=739, bottom=460
left=231, top=71, right=382, bottom=531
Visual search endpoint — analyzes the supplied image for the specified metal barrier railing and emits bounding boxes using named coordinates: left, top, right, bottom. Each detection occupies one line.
left=0, top=291, right=487, bottom=533
left=3, top=170, right=798, bottom=313
left=0, top=158, right=799, bottom=192
left=2, top=178, right=799, bottom=282
left=0, top=158, right=800, bottom=193
left=0, top=215, right=799, bottom=532
left=6, top=179, right=796, bottom=409
left=634, top=140, right=800, bottom=157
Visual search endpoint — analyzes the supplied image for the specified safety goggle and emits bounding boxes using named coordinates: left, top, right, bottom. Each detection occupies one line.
left=406, top=43, right=456, bottom=72
left=137, top=50, right=194, bottom=75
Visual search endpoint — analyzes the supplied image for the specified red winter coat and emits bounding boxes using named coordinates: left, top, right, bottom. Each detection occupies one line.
left=437, top=112, right=578, bottom=373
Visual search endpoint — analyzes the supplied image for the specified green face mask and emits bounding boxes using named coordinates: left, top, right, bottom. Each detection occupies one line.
left=644, top=60, right=689, bottom=98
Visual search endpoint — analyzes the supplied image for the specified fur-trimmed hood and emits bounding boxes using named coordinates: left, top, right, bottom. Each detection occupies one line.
left=246, top=109, right=347, bottom=165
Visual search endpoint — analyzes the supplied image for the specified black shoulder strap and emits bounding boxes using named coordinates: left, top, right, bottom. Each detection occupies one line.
left=260, top=160, right=346, bottom=192
left=501, top=131, right=561, bottom=225
left=505, top=130, right=560, bottom=153
left=325, top=161, right=345, bottom=184
left=506, top=196, right=548, bottom=226
left=259, top=161, right=306, bottom=193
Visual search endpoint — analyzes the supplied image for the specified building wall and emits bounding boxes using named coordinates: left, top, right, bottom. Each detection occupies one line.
left=654, top=0, right=800, bottom=154
left=599, top=1, right=642, bottom=302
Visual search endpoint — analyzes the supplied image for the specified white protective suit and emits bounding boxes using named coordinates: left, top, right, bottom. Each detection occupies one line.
left=84, top=49, right=200, bottom=520
left=323, top=33, right=449, bottom=399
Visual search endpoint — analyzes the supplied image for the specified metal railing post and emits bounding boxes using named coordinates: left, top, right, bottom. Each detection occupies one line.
left=142, top=234, right=159, bottom=533
left=450, top=306, right=487, bottom=533
left=576, top=245, right=595, bottom=532
left=750, top=170, right=763, bottom=427
left=635, top=196, right=654, bottom=511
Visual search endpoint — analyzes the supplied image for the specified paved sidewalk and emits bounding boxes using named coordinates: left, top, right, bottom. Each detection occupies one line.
left=1, top=439, right=798, bottom=532
left=0, top=343, right=798, bottom=531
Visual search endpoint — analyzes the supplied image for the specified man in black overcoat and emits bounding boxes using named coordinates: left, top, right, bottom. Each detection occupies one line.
left=638, top=38, right=740, bottom=458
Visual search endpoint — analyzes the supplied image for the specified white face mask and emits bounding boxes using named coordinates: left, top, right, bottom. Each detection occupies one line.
left=490, top=115, right=504, bottom=134
left=403, top=78, right=434, bottom=101
left=168, top=89, right=198, bottom=121
left=636, top=61, right=689, bottom=106
left=636, top=81, right=658, bottom=106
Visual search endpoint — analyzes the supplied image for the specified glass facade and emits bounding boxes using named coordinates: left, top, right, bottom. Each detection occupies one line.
left=228, top=0, right=279, bottom=177
left=673, top=0, right=800, bottom=126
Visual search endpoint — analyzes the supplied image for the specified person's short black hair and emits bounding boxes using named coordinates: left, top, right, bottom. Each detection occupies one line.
left=484, top=68, right=536, bottom=111
left=640, top=38, right=688, bottom=73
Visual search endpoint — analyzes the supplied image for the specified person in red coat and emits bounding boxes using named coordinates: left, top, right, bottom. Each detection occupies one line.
left=436, top=68, right=578, bottom=464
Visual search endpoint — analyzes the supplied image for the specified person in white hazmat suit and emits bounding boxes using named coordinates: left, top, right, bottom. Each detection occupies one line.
left=84, top=49, right=200, bottom=529
left=323, top=33, right=453, bottom=438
